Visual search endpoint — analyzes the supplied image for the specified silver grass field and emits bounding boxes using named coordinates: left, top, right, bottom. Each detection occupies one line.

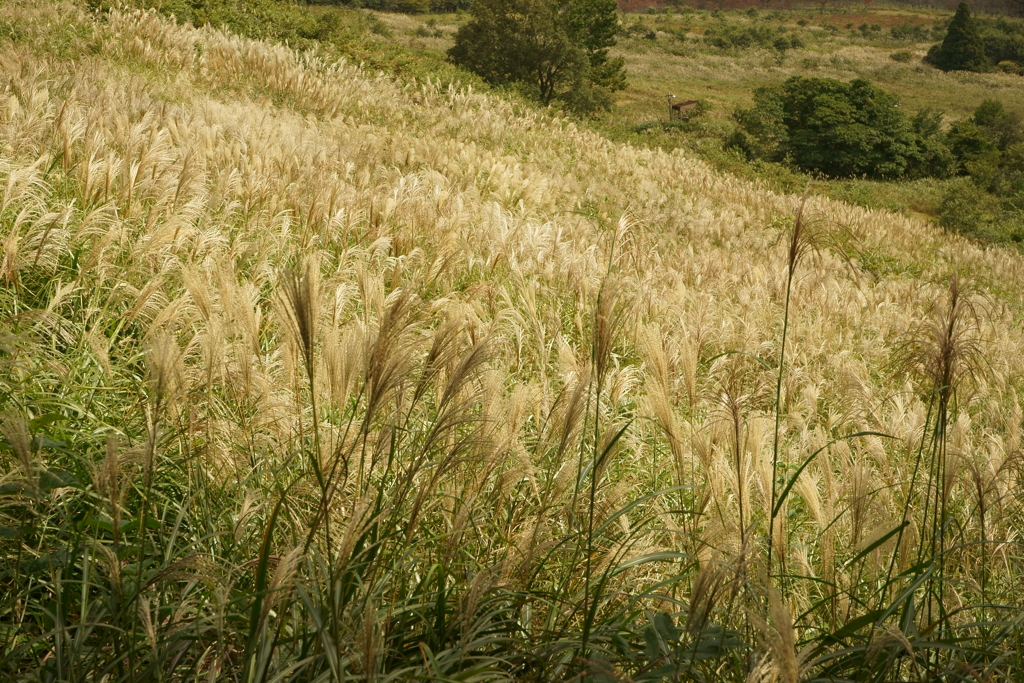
left=2, top=2, right=1024, bottom=681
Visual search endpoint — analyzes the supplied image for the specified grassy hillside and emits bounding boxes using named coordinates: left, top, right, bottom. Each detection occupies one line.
left=604, top=8, right=1023, bottom=130
left=3, top=2, right=1024, bottom=681
left=381, top=5, right=1024, bottom=220
left=609, top=6, right=1024, bottom=221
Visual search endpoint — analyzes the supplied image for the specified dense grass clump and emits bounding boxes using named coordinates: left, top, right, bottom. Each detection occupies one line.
left=3, top=3, right=1024, bottom=682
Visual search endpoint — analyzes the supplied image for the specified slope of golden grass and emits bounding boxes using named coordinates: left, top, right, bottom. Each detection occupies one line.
left=375, top=7, right=1024, bottom=217
left=3, top=1, right=1024, bottom=679
left=612, top=26, right=1024, bottom=123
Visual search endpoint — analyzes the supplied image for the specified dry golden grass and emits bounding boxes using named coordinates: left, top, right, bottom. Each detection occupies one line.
left=3, top=1, right=1024, bottom=679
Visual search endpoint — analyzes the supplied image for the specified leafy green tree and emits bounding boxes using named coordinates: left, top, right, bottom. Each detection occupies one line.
left=950, top=100, right=1024, bottom=196
left=731, top=77, right=924, bottom=179
left=925, top=2, right=989, bottom=72
left=946, top=100, right=1023, bottom=176
left=448, top=0, right=625, bottom=113
left=909, top=109, right=958, bottom=178
left=947, top=120, right=996, bottom=165
left=973, top=99, right=1024, bottom=150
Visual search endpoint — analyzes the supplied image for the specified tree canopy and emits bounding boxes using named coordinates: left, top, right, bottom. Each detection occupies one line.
left=448, top=0, right=625, bottom=114
left=731, top=76, right=929, bottom=180
left=926, top=3, right=990, bottom=72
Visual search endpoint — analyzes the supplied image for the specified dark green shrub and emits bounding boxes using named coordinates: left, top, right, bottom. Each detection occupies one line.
left=939, top=180, right=1024, bottom=244
left=937, top=100, right=1024, bottom=245
left=925, top=13, right=1019, bottom=72
left=364, top=12, right=392, bottom=36
left=623, top=21, right=647, bottom=38
left=703, top=23, right=800, bottom=52
left=1007, top=142, right=1024, bottom=173
left=890, top=21, right=930, bottom=41
left=665, top=26, right=688, bottom=41
left=858, top=22, right=881, bottom=37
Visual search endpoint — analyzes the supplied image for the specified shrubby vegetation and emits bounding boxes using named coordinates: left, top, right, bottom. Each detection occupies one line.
left=890, top=20, right=932, bottom=42
left=730, top=77, right=944, bottom=180
left=978, top=14, right=1024, bottom=65
left=926, top=2, right=1024, bottom=71
left=702, top=22, right=802, bottom=53
left=575, top=3, right=1024, bottom=248
left=939, top=99, right=1024, bottom=243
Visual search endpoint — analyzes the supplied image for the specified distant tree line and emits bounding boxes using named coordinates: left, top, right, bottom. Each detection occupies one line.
left=886, top=0, right=1022, bottom=17
left=652, top=0, right=1021, bottom=17
left=638, top=0, right=1024, bottom=17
